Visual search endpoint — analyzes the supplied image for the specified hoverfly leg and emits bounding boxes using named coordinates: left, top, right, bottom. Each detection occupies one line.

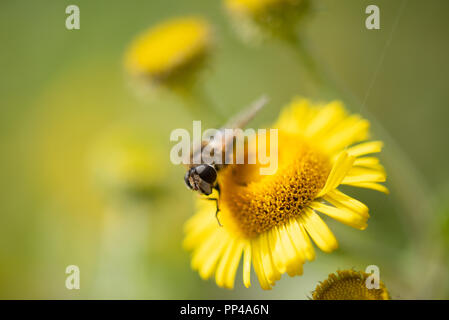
left=202, top=184, right=223, bottom=227
left=213, top=184, right=222, bottom=227
left=215, top=202, right=222, bottom=227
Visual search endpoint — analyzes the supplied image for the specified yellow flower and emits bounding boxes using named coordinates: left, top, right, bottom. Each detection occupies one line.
left=125, top=17, right=212, bottom=86
left=183, top=98, right=388, bottom=290
left=224, top=0, right=309, bottom=41
left=226, top=0, right=302, bottom=16
left=312, top=270, right=390, bottom=300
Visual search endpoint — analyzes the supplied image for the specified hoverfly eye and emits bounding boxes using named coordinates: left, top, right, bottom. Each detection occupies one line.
left=184, top=170, right=193, bottom=189
left=195, top=164, right=217, bottom=184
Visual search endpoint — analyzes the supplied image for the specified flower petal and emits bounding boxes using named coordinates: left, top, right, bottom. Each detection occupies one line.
left=347, top=141, right=383, bottom=157
left=285, top=218, right=315, bottom=261
left=342, top=167, right=386, bottom=184
left=354, top=157, right=385, bottom=172
left=215, top=239, right=244, bottom=289
left=183, top=217, right=215, bottom=250
left=278, top=224, right=304, bottom=276
left=251, top=237, right=272, bottom=290
left=215, top=238, right=237, bottom=288
left=260, top=231, right=281, bottom=284
left=310, top=201, right=368, bottom=230
left=344, top=181, right=389, bottom=194
left=269, top=228, right=286, bottom=275
left=321, top=115, right=369, bottom=153
left=224, top=241, right=244, bottom=289
left=300, top=208, right=338, bottom=253
left=305, top=101, right=346, bottom=139
left=324, top=189, right=369, bottom=218
left=243, top=242, right=252, bottom=288
left=192, top=230, right=229, bottom=280
left=317, top=151, right=355, bottom=197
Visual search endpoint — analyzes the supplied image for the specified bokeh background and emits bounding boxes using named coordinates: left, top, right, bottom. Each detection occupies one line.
left=1, top=0, right=448, bottom=299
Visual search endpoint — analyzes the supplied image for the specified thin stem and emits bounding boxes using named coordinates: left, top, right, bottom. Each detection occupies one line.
left=173, top=83, right=224, bottom=125
left=284, top=35, right=326, bottom=89
left=286, top=34, right=441, bottom=297
left=92, top=200, right=152, bottom=298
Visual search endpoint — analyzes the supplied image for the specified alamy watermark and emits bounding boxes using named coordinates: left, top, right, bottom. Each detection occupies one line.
left=365, top=265, right=380, bottom=289
left=170, top=121, right=279, bottom=175
left=66, top=5, right=80, bottom=30
left=365, top=5, right=380, bottom=30
left=65, top=265, right=80, bottom=290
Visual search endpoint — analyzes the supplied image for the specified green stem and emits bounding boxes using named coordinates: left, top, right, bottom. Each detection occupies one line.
left=173, top=83, right=224, bottom=125
left=284, top=35, right=326, bottom=90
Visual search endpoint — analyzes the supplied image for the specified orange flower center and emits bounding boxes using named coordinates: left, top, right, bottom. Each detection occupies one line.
left=218, top=132, right=331, bottom=238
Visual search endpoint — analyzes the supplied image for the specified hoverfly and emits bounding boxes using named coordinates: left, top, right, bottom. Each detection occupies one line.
left=184, top=95, right=269, bottom=226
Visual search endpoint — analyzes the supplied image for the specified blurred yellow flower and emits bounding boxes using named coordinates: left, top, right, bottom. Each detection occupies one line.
left=183, top=98, right=388, bottom=289
left=226, top=0, right=301, bottom=16
left=88, top=125, right=166, bottom=200
left=312, top=270, right=390, bottom=300
left=125, top=17, right=212, bottom=85
left=224, top=0, right=309, bottom=41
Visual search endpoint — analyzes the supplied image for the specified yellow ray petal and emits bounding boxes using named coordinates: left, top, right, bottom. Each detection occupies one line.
left=198, top=238, right=228, bottom=279
left=324, top=189, right=369, bottom=217
left=354, top=157, right=385, bottom=172
left=292, top=99, right=316, bottom=131
left=276, top=98, right=314, bottom=134
left=183, top=218, right=216, bottom=250
left=251, top=237, right=272, bottom=290
left=215, top=239, right=244, bottom=289
left=321, top=116, right=369, bottom=153
left=261, top=231, right=281, bottom=283
left=342, top=168, right=386, bottom=184
left=300, top=208, right=338, bottom=253
left=224, top=241, right=244, bottom=289
left=215, top=238, right=237, bottom=288
left=317, top=151, right=355, bottom=197
left=286, top=218, right=315, bottom=261
left=268, top=228, right=286, bottom=275
left=354, top=156, right=379, bottom=166
left=347, top=141, right=383, bottom=157
left=304, top=101, right=346, bottom=139
left=243, top=242, right=252, bottom=288
left=192, top=230, right=228, bottom=279
left=344, top=181, right=389, bottom=194
left=278, top=224, right=304, bottom=276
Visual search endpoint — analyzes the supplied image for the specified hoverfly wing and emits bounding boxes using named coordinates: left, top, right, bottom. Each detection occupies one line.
left=220, top=95, right=269, bottom=130
left=187, top=95, right=269, bottom=168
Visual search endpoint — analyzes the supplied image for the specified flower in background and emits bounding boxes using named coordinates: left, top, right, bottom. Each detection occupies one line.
left=125, top=17, right=212, bottom=92
left=184, top=98, right=387, bottom=289
left=312, top=270, right=390, bottom=300
left=224, top=0, right=310, bottom=42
